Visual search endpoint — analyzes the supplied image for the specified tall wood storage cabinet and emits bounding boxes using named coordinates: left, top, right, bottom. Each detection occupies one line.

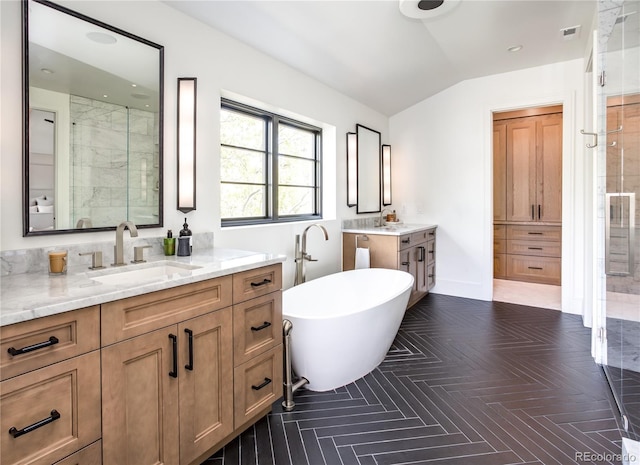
left=494, top=106, right=562, bottom=285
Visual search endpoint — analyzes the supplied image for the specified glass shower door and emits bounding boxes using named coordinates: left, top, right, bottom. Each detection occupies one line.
left=598, top=0, right=640, bottom=440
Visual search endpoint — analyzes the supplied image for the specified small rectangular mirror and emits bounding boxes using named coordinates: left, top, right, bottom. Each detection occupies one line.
left=23, top=0, right=164, bottom=235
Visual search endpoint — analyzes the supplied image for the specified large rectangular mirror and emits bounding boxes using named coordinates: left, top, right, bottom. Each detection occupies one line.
left=23, top=0, right=164, bottom=236
left=356, top=124, right=381, bottom=213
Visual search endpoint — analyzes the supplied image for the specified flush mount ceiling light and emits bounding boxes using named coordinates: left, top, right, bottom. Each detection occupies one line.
left=507, top=45, right=523, bottom=52
left=399, top=0, right=461, bottom=19
left=86, top=31, right=117, bottom=44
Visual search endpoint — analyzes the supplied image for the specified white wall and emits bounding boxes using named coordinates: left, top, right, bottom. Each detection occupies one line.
left=0, top=0, right=388, bottom=288
left=390, top=59, right=589, bottom=314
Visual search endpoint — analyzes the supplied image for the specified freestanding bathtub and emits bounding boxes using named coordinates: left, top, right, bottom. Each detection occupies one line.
left=282, top=268, right=414, bottom=392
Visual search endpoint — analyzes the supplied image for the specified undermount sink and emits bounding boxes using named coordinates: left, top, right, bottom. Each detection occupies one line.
left=90, top=261, right=202, bottom=286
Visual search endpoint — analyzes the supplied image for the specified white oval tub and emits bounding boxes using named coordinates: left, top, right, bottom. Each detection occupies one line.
left=283, top=268, right=414, bottom=392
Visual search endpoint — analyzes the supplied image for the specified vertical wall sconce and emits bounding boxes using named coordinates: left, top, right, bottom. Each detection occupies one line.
left=382, top=144, right=392, bottom=206
left=177, top=77, right=197, bottom=213
left=346, top=132, right=358, bottom=207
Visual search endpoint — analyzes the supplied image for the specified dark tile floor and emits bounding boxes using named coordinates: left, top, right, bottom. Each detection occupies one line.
left=205, top=293, right=625, bottom=465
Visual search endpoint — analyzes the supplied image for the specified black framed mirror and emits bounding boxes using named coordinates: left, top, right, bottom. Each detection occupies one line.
left=22, top=0, right=164, bottom=236
left=356, top=124, right=382, bottom=213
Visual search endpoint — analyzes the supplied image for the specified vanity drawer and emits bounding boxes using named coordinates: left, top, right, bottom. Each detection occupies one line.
left=507, top=225, right=561, bottom=242
left=101, top=276, right=233, bottom=346
left=506, top=255, right=561, bottom=285
left=398, top=234, right=413, bottom=251
left=54, top=441, right=102, bottom=465
left=507, top=240, right=561, bottom=257
left=233, top=264, right=282, bottom=304
left=427, top=263, right=436, bottom=290
left=411, top=230, right=429, bottom=244
left=1, top=306, right=99, bottom=381
left=0, top=351, right=101, bottom=465
left=234, top=345, right=283, bottom=428
left=233, top=292, right=282, bottom=366
left=427, top=239, right=436, bottom=264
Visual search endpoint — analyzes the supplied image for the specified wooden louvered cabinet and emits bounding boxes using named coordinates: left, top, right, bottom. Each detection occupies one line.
left=493, top=106, right=563, bottom=285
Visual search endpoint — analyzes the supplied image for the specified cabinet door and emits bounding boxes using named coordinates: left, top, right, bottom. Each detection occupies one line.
left=398, top=248, right=416, bottom=290
left=179, top=309, right=234, bottom=464
left=415, top=243, right=428, bottom=294
left=537, top=113, right=563, bottom=222
left=506, top=119, right=537, bottom=222
left=493, top=121, right=507, bottom=221
left=102, top=327, right=179, bottom=465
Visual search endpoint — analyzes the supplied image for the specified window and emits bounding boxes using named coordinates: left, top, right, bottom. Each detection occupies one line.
left=220, top=99, right=322, bottom=226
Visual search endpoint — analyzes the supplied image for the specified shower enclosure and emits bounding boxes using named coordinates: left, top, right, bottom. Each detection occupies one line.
left=70, top=96, right=159, bottom=229
left=595, top=0, right=640, bottom=444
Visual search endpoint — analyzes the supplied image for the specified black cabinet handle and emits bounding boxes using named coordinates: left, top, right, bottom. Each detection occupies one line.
left=527, top=232, right=543, bottom=235
left=418, top=246, right=425, bottom=262
left=9, top=410, right=60, bottom=438
left=401, top=238, right=410, bottom=244
left=169, top=334, right=178, bottom=378
left=528, top=247, right=543, bottom=250
left=8, top=336, right=59, bottom=356
left=184, top=329, right=193, bottom=371
left=251, top=377, right=272, bottom=391
left=402, top=261, right=410, bottom=266
left=429, top=231, right=435, bottom=236
left=538, top=205, right=541, bottom=220
left=251, top=321, right=272, bottom=332
left=528, top=266, right=543, bottom=270
left=250, top=278, right=272, bottom=288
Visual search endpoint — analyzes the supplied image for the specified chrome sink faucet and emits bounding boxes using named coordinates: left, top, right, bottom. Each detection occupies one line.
left=294, top=224, right=329, bottom=286
left=112, top=221, right=138, bottom=266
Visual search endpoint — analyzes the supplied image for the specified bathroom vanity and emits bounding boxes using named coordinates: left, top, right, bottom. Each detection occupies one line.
left=342, top=224, right=437, bottom=308
left=0, top=249, right=284, bottom=465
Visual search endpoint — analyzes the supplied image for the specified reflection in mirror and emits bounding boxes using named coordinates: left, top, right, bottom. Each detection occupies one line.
left=23, top=0, right=164, bottom=235
left=356, top=124, right=381, bottom=214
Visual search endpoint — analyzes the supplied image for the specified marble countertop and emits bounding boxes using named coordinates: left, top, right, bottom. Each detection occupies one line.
left=0, top=248, right=286, bottom=327
left=342, top=223, right=438, bottom=236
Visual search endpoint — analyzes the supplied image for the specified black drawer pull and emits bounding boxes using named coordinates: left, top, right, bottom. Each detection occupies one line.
left=9, top=410, right=60, bottom=438
left=428, top=274, right=434, bottom=278
left=251, top=321, right=272, bottom=332
left=401, top=238, right=410, bottom=244
left=169, top=334, right=178, bottom=378
left=528, top=266, right=544, bottom=270
left=250, top=278, right=272, bottom=288
left=429, top=231, right=435, bottom=236
left=8, top=336, right=59, bottom=356
left=251, top=377, right=272, bottom=391
left=527, top=232, right=544, bottom=235
left=184, top=329, right=194, bottom=371
left=402, top=262, right=410, bottom=266
left=528, top=247, right=543, bottom=250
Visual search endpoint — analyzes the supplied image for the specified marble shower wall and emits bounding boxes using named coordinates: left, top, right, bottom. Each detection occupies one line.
left=70, top=96, right=159, bottom=228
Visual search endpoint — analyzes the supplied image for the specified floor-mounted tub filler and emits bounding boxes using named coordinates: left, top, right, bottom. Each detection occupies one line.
left=282, top=268, right=414, bottom=396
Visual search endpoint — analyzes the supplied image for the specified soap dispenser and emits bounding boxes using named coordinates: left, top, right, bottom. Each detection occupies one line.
left=177, top=218, right=192, bottom=256
left=163, top=230, right=175, bottom=256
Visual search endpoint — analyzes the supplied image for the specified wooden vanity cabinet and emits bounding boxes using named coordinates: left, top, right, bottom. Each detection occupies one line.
left=101, top=264, right=283, bottom=465
left=0, top=306, right=101, bottom=465
left=342, top=227, right=436, bottom=307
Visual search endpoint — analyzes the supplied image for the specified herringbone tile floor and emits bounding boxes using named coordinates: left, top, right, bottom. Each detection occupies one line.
left=205, top=294, right=625, bottom=465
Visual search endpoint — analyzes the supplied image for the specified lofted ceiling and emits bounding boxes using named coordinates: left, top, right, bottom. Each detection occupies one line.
left=165, top=0, right=597, bottom=116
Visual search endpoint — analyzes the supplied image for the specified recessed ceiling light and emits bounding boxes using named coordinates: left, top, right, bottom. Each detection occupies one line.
left=508, top=45, right=523, bottom=52
left=103, top=94, right=108, bottom=98
left=399, top=0, right=461, bottom=19
left=131, top=84, right=137, bottom=88
left=86, top=32, right=117, bottom=44
left=418, top=0, right=444, bottom=10
left=40, top=68, right=54, bottom=74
